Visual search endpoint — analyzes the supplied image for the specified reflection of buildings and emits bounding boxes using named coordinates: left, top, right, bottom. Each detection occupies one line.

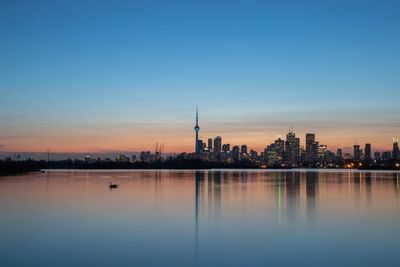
left=306, top=172, right=318, bottom=223
left=195, top=171, right=323, bottom=229
left=193, top=169, right=400, bottom=246
left=285, top=172, right=300, bottom=222
left=195, top=171, right=222, bottom=249
left=365, top=172, right=372, bottom=205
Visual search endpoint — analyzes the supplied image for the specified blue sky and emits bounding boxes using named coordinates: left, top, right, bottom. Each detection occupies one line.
left=0, top=0, right=399, bottom=152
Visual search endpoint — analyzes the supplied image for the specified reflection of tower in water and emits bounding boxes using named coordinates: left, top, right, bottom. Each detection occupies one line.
left=194, top=171, right=204, bottom=256
left=194, top=171, right=223, bottom=256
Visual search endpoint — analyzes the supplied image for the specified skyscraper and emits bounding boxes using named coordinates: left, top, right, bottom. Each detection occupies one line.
left=353, top=145, right=361, bottom=161
left=318, top=144, right=327, bottom=159
left=197, top=138, right=204, bottom=153
left=305, top=133, right=315, bottom=162
left=265, top=136, right=286, bottom=166
left=241, top=145, right=248, bottom=155
left=208, top=138, right=213, bottom=150
left=311, top=142, right=319, bottom=163
left=364, top=143, right=371, bottom=162
left=393, top=138, right=399, bottom=160
left=214, top=136, right=222, bottom=153
left=275, top=137, right=285, bottom=159
left=336, top=148, right=343, bottom=159
left=222, top=144, right=230, bottom=153
left=194, top=107, right=200, bottom=154
left=232, top=146, right=240, bottom=161
left=285, top=131, right=300, bottom=166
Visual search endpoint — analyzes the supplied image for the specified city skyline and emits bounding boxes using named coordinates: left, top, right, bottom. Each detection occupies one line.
left=193, top=108, right=398, bottom=156
left=1, top=0, right=400, bottom=153
left=0, top=106, right=399, bottom=154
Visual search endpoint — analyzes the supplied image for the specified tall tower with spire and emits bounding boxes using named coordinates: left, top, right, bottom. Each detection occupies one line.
left=194, top=107, right=200, bottom=154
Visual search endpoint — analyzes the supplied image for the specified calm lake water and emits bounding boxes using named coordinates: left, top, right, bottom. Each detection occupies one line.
left=1, top=170, right=400, bottom=267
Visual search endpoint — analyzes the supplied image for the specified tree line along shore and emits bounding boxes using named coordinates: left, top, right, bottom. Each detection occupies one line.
left=1, top=159, right=400, bottom=176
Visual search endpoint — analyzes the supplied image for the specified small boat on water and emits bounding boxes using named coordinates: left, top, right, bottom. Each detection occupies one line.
left=40, top=170, right=46, bottom=173
left=109, top=182, right=118, bottom=189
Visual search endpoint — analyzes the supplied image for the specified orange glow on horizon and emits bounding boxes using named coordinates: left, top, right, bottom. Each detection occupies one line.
left=1, top=130, right=396, bottom=154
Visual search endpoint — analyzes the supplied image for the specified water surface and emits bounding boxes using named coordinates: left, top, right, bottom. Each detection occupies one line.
left=1, top=170, right=399, bottom=267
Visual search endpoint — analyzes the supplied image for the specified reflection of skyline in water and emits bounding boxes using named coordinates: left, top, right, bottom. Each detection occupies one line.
left=1, top=170, right=400, bottom=267
left=194, top=170, right=400, bottom=229
left=192, top=170, right=400, bottom=264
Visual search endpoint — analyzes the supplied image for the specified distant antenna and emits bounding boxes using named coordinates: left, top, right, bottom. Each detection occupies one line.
left=47, top=148, right=50, bottom=162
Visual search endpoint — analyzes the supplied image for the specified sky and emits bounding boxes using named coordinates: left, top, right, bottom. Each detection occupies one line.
left=0, top=0, right=399, bottom=154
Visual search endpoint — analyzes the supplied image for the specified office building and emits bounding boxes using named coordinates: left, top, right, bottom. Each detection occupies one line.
left=336, top=149, right=343, bottom=159
left=232, top=146, right=240, bottom=160
left=222, top=144, right=230, bottom=153
left=285, top=131, right=300, bottom=166
left=241, top=145, right=248, bottom=155
left=208, top=138, right=213, bottom=150
left=364, top=143, right=371, bottom=162
left=393, top=138, right=399, bottom=160
left=306, top=133, right=315, bottom=162
left=214, top=136, right=222, bottom=153
left=353, top=145, right=361, bottom=161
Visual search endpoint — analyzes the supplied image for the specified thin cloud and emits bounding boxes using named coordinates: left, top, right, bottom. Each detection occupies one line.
left=0, top=114, right=28, bottom=124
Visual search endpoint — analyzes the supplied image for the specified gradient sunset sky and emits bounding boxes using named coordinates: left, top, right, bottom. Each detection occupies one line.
left=1, top=0, right=399, bottom=153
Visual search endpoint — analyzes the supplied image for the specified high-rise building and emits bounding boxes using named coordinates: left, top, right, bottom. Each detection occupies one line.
left=265, top=145, right=278, bottom=166
left=310, top=142, right=319, bottom=163
left=393, top=138, right=399, bottom=160
left=214, top=136, right=222, bottom=153
left=197, top=139, right=204, bottom=153
left=336, top=149, right=343, bottom=159
left=364, top=143, right=371, bottom=162
left=265, top=137, right=285, bottom=166
left=285, top=131, right=300, bottom=166
left=241, top=145, right=248, bottom=155
left=275, top=137, right=285, bottom=159
left=300, top=146, right=306, bottom=164
left=222, top=144, right=230, bottom=153
left=249, top=150, right=258, bottom=160
left=344, top=153, right=352, bottom=161
left=353, top=145, right=361, bottom=161
left=327, top=150, right=336, bottom=162
left=374, top=151, right=381, bottom=160
left=208, top=138, right=213, bottom=150
left=202, top=141, right=207, bottom=151
left=318, top=144, right=327, bottom=159
left=382, top=151, right=392, bottom=161
left=305, top=133, right=315, bottom=162
left=194, top=107, right=200, bottom=154
left=232, top=146, right=240, bottom=160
